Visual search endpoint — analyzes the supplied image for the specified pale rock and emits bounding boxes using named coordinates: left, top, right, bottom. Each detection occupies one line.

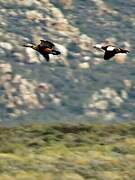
left=52, top=97, right=61, bottom=106
left=0, top=42, right=13, bottom=50
left=37, top=83, right=50, bottom=93
left=0, top=45, right=47, bottom=117
left=0, top=73, right=13, bottom=83
left=79, top=34, right=94, bottom=51
left=13, top=96, right=24, bottom=106
left=92, top=0, right=118, bottom=15
left=86, top=86, right=126, bottom=116
left=100, top=87, right=117, bottom=99
left=121, top=90, right=128, bottom=99
left=8, top=10, right=18, bottom=16
left=1, top=21, right=7, bottom=27
left=10, top=109, right=23, bottom=117
left=78, top=62, right=90, bottom=69
left=51, top=7, right=64, bottom=19
left=16, top=0, right=34, bottom=6
left=114, top=53, right=127, bottom=64
left=43, top=0, right=50, bottom=3
left=13, top=52, right=24, bottom=62
left=94, top=100, right=108, bottom=110
left=123, top=41, right=131, bottom=50
left=91, top=91, right=103, bottom=101
left=55, top=19, right=69, bottom=32
left=104, top=37, right=117, bottom=45
left=123, top=79, right=132, bottom=90
left=91, top=91, right=101, bottom=101
left=0, top=48, right=6, bottom=55
left=93, top=58, right=103, bottom=65
left=59, top=0, right=73, bottom=9
left=3, top=82, right=12, bottom=90
left=1, top=9, right=6, bottom=13
left=93, top=50, right=103, bottom=56
left=26, top=10, right=43, bottom=21
left=25, top=48, right=40, bottom=63
left=22, top=94, right=41, bottom=109
left=85, top=111, right=98, bottom=117
left=6, top=102, right=16, bottom=109
left=10, top=87, right=17, bottom=94
left=74, top=78, right=79, bottom=83
left=104, top=112, right=116, bottom=121
left=55, top=43, right=68, bottom=57
left=0, top=63, right=12, bottom=73
left=20, top=78, right=29, bottom=86
left=112, top=96, right=123, bottom=107
left=83, top=56, right=91, bottom=61
left=12, top=75, right=22, bottom=84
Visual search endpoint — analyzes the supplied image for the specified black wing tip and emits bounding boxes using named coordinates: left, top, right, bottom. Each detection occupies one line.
left=52, top=50, right=61, bottom=55
left=56, top=51, right=61, bottom=55
left=126, top=50, right=130, bottom=53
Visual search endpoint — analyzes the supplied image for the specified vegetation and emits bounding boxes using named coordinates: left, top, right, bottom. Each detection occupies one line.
left=0, top=123, right=134, bottom=179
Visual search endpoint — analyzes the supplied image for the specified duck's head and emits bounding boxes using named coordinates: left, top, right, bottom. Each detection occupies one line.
left=93, top=44, right=104, bottom=51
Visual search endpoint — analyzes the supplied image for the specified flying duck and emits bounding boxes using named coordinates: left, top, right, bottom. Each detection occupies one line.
left=23, top=40, right=61, bottom=61
left=93, top=44, right=129, bottom=60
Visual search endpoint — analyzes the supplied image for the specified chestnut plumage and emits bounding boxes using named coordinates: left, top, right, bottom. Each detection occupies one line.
left=23, top=40, right=61, bottom=61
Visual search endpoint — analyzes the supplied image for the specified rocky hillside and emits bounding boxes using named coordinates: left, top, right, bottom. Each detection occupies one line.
left=0, top=0, right=135, bottom=124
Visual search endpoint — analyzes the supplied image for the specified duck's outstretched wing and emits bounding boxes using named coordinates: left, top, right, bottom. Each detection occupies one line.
left=39, top=40, right=55, bottom=49
left=104, top=51, right=115, bottom=60
left=40, top=52, right=50, bottom=61
left=116, top=48, right=129, bottom=54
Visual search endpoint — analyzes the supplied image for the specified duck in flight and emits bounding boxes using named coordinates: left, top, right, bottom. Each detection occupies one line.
left=93, top=44, right=129, bottom=60
left=23, top=40, right=61, bottom=61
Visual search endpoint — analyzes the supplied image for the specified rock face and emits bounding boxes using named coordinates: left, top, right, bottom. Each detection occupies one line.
left=85, top=87, right=128, bottom=120
left=26, top=10, right=43, bottom=21
left=78, top=62, right=90, bottom=69
left=0, top=0, right=134, bottom=122
left=59, top=0, right=73, bottom=9
left=0, top=42, right=13, bottom=51
left=0, top=65, right=43, bottom=117
left=25, top=48, right=41, bottom=64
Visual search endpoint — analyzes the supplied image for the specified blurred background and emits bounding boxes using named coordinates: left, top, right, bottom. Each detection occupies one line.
left=1, top=0, right=135, bottom=125
left=0, top=0, right=135, bottom=179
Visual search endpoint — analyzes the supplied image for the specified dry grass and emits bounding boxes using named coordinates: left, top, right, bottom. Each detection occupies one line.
left=0, top=123, right=134, bottom=179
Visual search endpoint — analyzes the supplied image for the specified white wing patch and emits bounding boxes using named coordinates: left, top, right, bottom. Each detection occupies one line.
left=95, top=44, right=102, bottom=49
left=107, top=46, right=115, bottom=51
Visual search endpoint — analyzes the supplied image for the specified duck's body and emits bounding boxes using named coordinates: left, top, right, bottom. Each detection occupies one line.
left=93, top=44, right=129, bottom=60
left=23, top=40, right=61, bottom=61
